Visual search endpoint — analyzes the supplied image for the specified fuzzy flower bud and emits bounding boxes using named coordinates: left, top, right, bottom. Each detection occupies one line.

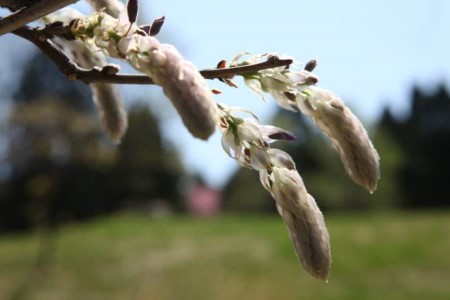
left=44, top=8, right=128, bottom=143
left=71, top=12, right=218, bottom=140
left=297, top=87, right=380, bottom=192
left=150, top=43, right=218, bottom=140
left=232, top=53, right=380, bottom=193
left=260, top=164, right=331, bottom=280
left=91, top=83, right=128, bottom=143
left=219, top=103, right=330, bottom=279
left=278, top=203, right=331, bottom=280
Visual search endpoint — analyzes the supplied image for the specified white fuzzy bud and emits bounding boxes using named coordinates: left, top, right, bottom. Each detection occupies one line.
left=91, top=83, right=128, bottom=143
left=151, top=44, right=218, bottom=140
left=44, top=8, right=128, bottom=143
left=298, top=87, right=380, bottom=193
left=232, top=53, right=380, bottom=193
left=262, top=166, right=331, bottom=280
left=278, top=203, right=331, bottom=280
left=72, top=13, right=218, bottom=140
left=219, top=104, right=331, bottom=280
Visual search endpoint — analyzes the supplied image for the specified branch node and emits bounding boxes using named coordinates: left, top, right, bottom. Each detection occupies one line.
left=101, top=65, right=120, bottom=75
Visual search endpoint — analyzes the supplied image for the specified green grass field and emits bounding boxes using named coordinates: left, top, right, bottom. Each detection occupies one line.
left=1, top=211, right=449, bottom=300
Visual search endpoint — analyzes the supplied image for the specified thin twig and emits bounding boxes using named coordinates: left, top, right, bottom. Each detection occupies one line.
left=201, top=56, right=292, bottom=79
left=0, top=0, right=78, bottom=36
left=13, top=25, right=293, bottom=85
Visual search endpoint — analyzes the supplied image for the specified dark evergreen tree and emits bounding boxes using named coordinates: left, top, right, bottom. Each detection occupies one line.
left=379, top=85, right=450, bottom=207
left=0, top=51, right=184, bottom=232
left=111, top=105, right=184, bottom=210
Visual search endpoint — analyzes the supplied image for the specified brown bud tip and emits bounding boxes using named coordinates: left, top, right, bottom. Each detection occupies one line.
left=304, top=59, right=317, bottom=72
left=150, top=16, right=165, bottom=36
left=217, top=60, right=227, bottom=69
left=127, top=0, right=139, bottom=24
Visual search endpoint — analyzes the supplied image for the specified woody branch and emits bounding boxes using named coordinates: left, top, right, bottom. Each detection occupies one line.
left=0, top=0, right=78, bottom=36
left=13, top=24, right=293, bottom=85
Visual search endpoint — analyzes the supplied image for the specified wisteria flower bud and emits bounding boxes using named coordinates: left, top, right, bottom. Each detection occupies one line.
left=44, top=8, right=128, bottom=143
left=278, top=202, right=331, bottom=280
left=219, top=102, right=330, bottom=279
left=153, top=44, right=218, bottom=139
left=71, top=12, right=218, bottom=140
left=91, top=83, right=128, bottom=143
left=262, top=167, right=331, bottom=280
left=297, top=87, right=380, bottom=192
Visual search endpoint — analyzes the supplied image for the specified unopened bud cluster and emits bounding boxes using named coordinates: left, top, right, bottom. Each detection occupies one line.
left=233, top=53, right=380, bottom=193
left=219, top=104, right=331, bottom=279
left=217, top=53, right=381, bottom=279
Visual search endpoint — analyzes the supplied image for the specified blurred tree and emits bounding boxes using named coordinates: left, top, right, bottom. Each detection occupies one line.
left=0, top=98, right=117, bottom=231
left=222, top=167, right=274, bottom=213
left=369, top=126, right=404, bottom=209
left=380, top=85, right=450, bottom=207
left=0, top=51, right=185, bottom=232
left=111, top=105, right=184, bottom=210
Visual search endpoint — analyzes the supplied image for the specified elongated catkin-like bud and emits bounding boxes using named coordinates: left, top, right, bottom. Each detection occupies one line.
left=278, top=203, right=331, bottom=280
left=115, top=36, right=218, bottom=140
left=151, top=44, right=218, bottom=139
left=220, top=105, right=331, bottom=280
left=71, top=41, right=128, bottom=142
left=265, top=166, right=331, bottom=280
left=44, top=8, right=128, bottom=142
left=297, top=87, right=380, bottom=193
left=91, top=83, right=128, bottom=143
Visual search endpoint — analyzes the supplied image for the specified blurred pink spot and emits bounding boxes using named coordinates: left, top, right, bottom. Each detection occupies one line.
left=186, top=184, right=221, bottom=216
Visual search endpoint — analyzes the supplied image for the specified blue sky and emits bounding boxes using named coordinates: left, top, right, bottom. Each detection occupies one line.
left=1, top=1, right=450, bottom=187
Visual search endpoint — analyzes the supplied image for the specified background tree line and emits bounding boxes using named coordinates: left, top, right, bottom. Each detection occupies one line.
left=0, top=52, right=184, bottom=232
left=1, top=51, right=450, bottom=232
